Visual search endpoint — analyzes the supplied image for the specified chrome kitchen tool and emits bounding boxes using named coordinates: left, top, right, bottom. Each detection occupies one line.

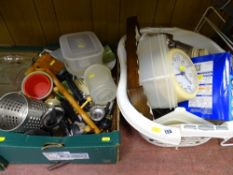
left=0, top=92, right=47, bottom=132
left=90, top=105, right=106, bottom=122
left=41, top=106, right=65, bottom=129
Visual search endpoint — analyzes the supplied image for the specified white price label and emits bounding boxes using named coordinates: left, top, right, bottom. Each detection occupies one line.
left=43, top=151, right=89, bottom=161
left=195, top=61, right=213, bottom=73
left=188, top=96, right=212, bottom=109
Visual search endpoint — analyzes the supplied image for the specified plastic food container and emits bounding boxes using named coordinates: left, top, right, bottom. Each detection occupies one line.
left=84, top=64, right=117, bottom=105
left=137, top=34, right=177, bottom=109
left=59, top=31, right=104, bottom=76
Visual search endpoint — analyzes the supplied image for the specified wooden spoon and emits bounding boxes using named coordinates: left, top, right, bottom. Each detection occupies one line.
left=126, top=16, right=153, bottom=120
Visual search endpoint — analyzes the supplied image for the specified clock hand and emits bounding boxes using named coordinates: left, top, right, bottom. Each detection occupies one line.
left=184, top=72, right=192, bottom=84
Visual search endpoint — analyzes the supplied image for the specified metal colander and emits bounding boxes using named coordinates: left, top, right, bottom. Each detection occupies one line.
left=0, top=92, right=48, bottom=132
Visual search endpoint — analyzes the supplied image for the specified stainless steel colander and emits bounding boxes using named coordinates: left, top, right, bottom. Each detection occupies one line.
left=0, top=92, right=48, bottom=132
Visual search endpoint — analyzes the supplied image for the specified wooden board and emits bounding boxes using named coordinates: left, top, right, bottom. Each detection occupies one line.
left=34, top=0, right=61, bottom=44
left=92, top=0, right=120, bottom=45
left=0, top=0, right=45, bottom=45
left=53, top=0, right=93, bottom=34
left=171, top=0, right=212, bottom=30
left=0, top=13, right=13, bottom=46
left=153, top=0, right=177, bottom=27
left=0, top=0, right=220, bottom=46
left=119, top=0, right=158, bottom=35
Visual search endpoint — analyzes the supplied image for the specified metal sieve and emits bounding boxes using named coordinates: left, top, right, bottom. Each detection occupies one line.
left=0, top=92, right=48, bottom=132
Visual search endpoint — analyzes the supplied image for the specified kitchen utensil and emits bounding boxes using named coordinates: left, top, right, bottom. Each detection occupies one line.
left=41, top=106, right=65, bottom=129
left=60, top=99, right=81, bottom=123
left=44, top=68, right=101, bottom=134
left=90, top=105, right=106, bottom=122
left=26, top=54, right=101, bottom=134
left=57, top=70, right=85, bottom=104
left=74, top=78, right=90, bottom=96
left=167, top=34, right=209, bottom=57
left=45, top=98, right=61, bottom=107
left=100, top=118, right=112, bottom=131
left=0, top=92, right=47, bottom=132
left=80, top=96, right=92, bottom=109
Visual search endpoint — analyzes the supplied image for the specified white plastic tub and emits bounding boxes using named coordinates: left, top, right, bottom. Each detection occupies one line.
left=117, top=27, right=233, bottom=147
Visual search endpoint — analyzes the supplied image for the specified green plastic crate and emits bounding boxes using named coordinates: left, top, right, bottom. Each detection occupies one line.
left=0, top=129, right=120, bottom=164
left=0, top=48, right=120, bottom=165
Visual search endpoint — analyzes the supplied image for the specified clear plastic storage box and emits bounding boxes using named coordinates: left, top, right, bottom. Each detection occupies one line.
left=59, top=31, right=104, bottom=76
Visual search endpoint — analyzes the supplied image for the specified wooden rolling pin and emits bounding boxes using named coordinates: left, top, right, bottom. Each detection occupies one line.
left=26, top=54, right=101, bottom=134
left=126, top=16, right=153, bottom=120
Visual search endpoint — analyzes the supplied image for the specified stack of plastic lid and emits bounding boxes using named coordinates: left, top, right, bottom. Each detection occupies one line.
left=137, top=34, right=177, bottom=109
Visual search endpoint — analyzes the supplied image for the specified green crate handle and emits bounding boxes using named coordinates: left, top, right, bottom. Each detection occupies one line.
left=41, top=142, right=65, bottom=151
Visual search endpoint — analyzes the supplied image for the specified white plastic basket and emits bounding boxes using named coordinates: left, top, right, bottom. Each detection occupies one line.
left=117, top=27, right=233, bottom=147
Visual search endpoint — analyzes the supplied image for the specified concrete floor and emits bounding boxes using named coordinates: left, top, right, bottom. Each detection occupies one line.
left=2, top=119, right=233, bottom=175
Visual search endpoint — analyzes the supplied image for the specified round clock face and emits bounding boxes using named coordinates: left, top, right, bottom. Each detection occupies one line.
left=171, top=49, right=198, bottom=94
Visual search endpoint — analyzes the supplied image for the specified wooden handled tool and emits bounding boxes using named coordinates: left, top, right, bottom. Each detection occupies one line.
left=26, top=54, right=101, bottom=134
left=126, top=16, right=153, bottom=120
left=26, top=54, right=65, bottom=75
left=44, top=68, right=100, bottom=134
